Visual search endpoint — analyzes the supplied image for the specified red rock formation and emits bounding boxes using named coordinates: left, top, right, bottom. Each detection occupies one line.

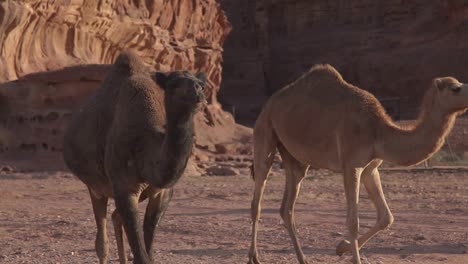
left=0, top=0, right=230, bottom=87
left=220, top=0, right=468, bottom=123
left=0, top=0, right=250, bottom=170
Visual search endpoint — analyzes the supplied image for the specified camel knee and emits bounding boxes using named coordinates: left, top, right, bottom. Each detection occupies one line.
left=250, top=201, right=256, bottom=219
left=112, top=210, right=121, bottom=225
left=95, top=232, right=109, bottom=262
left=251, top=180, right=267, bottom=219
left=280, top=208, right=293, bottom=227
left=378, top=212, right=394, bottom=230
left=346, top=218, right=359, bottom=237
left=253, top=164, right=270, bottom=182
left=279, top=208, right=286, bottom=222
left=251, top=198, right=263, bottom=220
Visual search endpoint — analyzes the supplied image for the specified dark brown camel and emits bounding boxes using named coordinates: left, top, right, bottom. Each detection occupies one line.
left=63, top=51, right=206, bottom=264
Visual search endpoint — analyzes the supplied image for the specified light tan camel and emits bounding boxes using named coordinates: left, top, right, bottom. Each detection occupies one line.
left=63, top=51, right=206, bottom=264
left=248, top=64, right=468, bottom=264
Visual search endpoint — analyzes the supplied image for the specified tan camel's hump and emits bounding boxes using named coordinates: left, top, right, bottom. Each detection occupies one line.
left=262, top=64, right=398, bottom=168
left=269, top=64, right=391, bottom=121
left=275, top=64, right=345, bottom=95
left=308, top=64, right=396, bottom=126
left=307, top=64, right=344, bottom=82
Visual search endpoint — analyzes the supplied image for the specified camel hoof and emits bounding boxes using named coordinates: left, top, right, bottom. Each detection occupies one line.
left=247, top=254, right=261, bottom=264
left=336, top=239, right=351, bottom=256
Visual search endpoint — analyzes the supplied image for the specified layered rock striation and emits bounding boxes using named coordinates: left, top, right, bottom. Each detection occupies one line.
left=0, top=0, right=245, bottom=170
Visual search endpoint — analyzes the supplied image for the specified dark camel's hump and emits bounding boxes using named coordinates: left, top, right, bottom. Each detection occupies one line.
left=113, top=50, right=150, bottom=77
left=123, top=74, right=166, bottom=127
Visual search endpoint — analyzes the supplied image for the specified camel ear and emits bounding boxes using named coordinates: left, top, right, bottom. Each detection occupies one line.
left=154, top=72, right=169, bottom=90
left=434, top=78, right=445, bottom=91
left=195, top=72, right=207, bottom=85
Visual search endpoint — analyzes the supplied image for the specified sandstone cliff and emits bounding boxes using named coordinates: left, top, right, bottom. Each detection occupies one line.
left=0, top=0, right=249, bottom=170
left=220, top=0, right=468, bottom=123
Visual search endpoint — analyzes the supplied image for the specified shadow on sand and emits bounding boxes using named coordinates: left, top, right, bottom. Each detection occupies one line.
left=169, top=243, right=467, bottom=258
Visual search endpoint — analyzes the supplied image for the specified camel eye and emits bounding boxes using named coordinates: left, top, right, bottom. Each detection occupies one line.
left=452, top=86, right=461, bottom=93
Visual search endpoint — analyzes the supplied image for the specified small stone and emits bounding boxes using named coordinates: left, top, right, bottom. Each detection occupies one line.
left=239, top=147, right=252, bottom=155
left=206, top=165, right=239, bottom=176
left=0, top=165, right=13, bottom=172
left=361, top=255, right=370, bottom=264
left=214, top=143, right=228, bottom=154
left=332, top=231, right=343, bottom=237
left=182, top=161, right=202, bottom=177
left=414, top=234, right=426, bottom=241
left=197, top=163, right=208, bottom=169
left=194, top=153, right=210, bottom=162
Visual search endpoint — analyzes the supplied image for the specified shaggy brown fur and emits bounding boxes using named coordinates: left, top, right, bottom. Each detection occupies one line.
left=63, top=51, right=206, bottom=264
left=248, top=64, right=468, bottom=264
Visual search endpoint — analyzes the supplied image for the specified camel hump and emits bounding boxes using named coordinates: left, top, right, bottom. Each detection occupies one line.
left=308, top=64, right=344, bottom=81
left=113, top=50, right=148, bottom=76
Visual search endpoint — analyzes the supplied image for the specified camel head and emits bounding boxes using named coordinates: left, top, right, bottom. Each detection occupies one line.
left=431, top=77, right=468, bottom=114
left=154, top=71, right=207, bottom=113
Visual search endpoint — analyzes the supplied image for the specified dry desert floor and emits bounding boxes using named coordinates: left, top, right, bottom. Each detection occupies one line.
left=1, top=163, right=468, bottom=264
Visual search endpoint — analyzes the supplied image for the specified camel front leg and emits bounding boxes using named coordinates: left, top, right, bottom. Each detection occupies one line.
left=112, top=210, right=128, bottom=264
left=343, top=167, right=363, bottom=264
left=114, top=191, right=151, bottom=264
left=143, top=188, right=174, bottom=260
left=337, top=165, right=393, bottom=256
left=278, top=144, right=309, bottom=264
left=248, top=123, right=277, bottom=264
left=248, top=170, right=269, bottom=264
left=280, top=165, right=309, bottom=263
left=88, top=189, right=109, bottom=264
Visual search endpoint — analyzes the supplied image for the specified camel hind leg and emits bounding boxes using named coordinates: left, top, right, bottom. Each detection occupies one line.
left=112, top=210, right=128, bottom=264
left=336, top=160, right=393, bottom=256
left=248, top=117, right=278, bottom=264
left=113, top=191, right=151, bottom=264
left=277, top=144, right=309, bottom=264
left=88, top=188, right=109, bottom=264
left=342, top=166, right=364, bottom=264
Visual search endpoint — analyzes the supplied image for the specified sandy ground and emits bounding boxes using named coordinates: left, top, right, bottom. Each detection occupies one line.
left=1, top=164, right=468, bottom=264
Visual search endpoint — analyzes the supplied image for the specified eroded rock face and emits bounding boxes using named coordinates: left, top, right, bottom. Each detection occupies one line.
left=0, top=0, right=244, bottom=170
left=220, top=0, right=468, bottom=123
left=0, top=0, right=230, bottom=88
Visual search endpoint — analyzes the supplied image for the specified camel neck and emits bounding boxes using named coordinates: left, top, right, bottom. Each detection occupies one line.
left=377, top=96, right=456, bottom=166
left=155, top=109, right=195, bottom=188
